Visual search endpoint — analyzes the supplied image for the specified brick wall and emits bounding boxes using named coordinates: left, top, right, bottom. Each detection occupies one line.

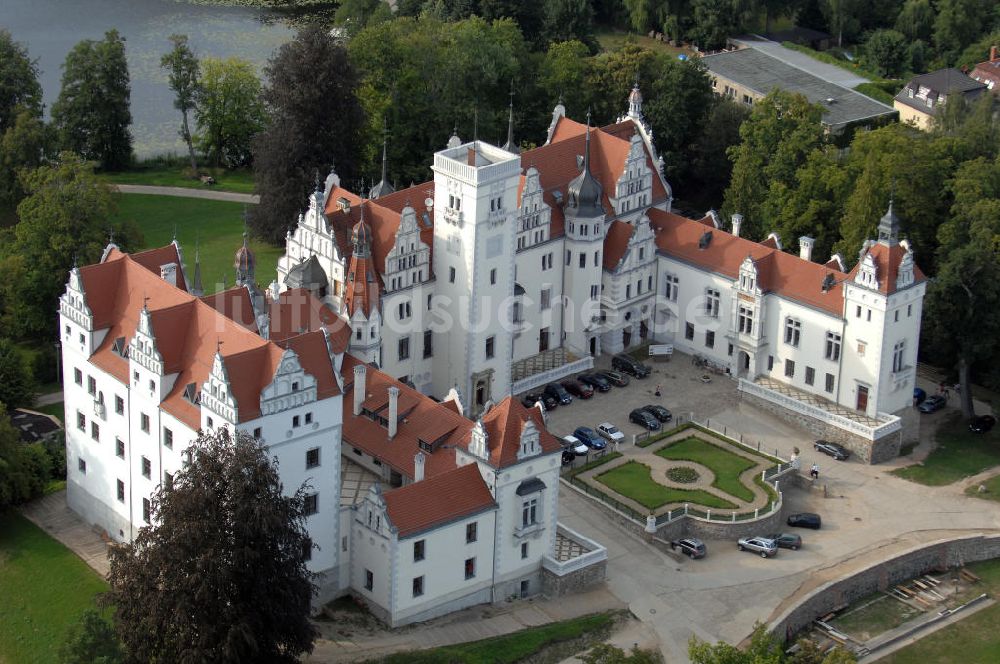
left=542, top=560, right=608, bottom=597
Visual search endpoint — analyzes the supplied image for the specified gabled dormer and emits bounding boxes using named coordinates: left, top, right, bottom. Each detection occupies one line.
left=469, top=419, right=489, bottom=460
left=200, top=351, right=238, bottom=427
left=855, top=250, right=879, bottom=291
left=516, top=167, right=552, bottom=251
left=612, top=133, right=652, bottom=216
left=60, top=265, right=95, bottom=355
left=259, top=348, right=317, bottom=416
left=737, top=256, right=759, bottom=294
left=896, top=243, right=915, bottom=290
left=129, top=305, right=166, bottom=402
left=516, top=418, right=541, bottom=461
left=384, top=204, right=431, bottom=292
left=357, top=483, right=391, bottom=538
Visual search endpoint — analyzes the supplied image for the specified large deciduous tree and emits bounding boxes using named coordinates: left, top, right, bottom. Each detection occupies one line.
left=0, top=403, right=49, bottom=508
left=0, top=108, right=51, bottom=218
left=0, top=338, right=37, bottom=409
left=862, top=29, right=909, bottom=77
left=0, top=29, right=43, bottom=134
left=104, top=427, right=317, bottom=663
left=195, top=57, right=266, bottom=168
left=57, top=609, right=124, bottom=664
left=643, top=58, right=715, bottom=185
left=160, top=34, right=201, bottom=174
left=51, top=30, right=132, bottom=171
left=252, top=27, right=363, bottom=244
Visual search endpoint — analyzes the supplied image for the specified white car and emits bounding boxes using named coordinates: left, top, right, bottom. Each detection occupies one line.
left=596, top=422, right=625, bottom=444
left=562, top=435, right=589, bottom=456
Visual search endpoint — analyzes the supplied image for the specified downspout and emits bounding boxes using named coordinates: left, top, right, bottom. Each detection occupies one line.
left=835, top=286, right=848, bottom=407
left=491, top=468, right=499, bottom=604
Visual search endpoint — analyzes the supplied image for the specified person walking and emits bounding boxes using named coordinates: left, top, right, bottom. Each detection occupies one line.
left=810, top=463, right=819, bottom=480
left=655, top=383, right=662, bottom=397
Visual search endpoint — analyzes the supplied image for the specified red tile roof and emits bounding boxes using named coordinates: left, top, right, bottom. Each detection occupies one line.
left=129, top=244, right=188, bottom=292
left=383, top=463, right=496, bottom=539
left=648, top=209, right=848, bottom=316
left=478, top=397, right=562, bottom=469
left=200, top=287, right=258, bottom=333
left=268, top=288, right=343, bottom=342
left=343, top=250, right=381, bottom=318
left=603, top=220, right=634, bottom=270
left=846, top=242, right=925, bottom=295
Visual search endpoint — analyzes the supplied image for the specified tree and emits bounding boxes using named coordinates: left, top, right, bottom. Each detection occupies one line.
left=955, top=30, right=1000, bottom=70
left=252, top=26, right=364, bottom=244
left=51, top=30, right=132, bottom=170
left=195, top=57, right=266, bottom=168
left=0, top=108, right=51, bottom=217
left=689, top=98, right=751, bottom=209
left=543, top=0, right=597, bottom=47
left=894, top=0, right=935, bottom=43
left=587, top=43, right=660, bottom=125
left=644, top=58, right=715, bottom=184
left=480, top=0, right=547, bottom=48
left=0, top=338, right=36, bottom=408
left=690, top=0, right=740, bottom=50
left=722, top=90, right=825, bottom=240
left=582, top=642, right=664, bottom=663
left=862, top=29, right=909, bottom=77
left=689, top=624, right=856, bottom=663
left=0, top=153, right=138, bottom=339
left=933, top=0, right=994, bottom=65
left=104, top=428, right=317, bottom=663
left=57, top=609, right=124, bottom=664
left=821, top=0, right=858, bottom=47
left=539, top=40, right=594, bottom=116
left=0, top=403, right=49, bottom=508
left=160, top=35, right=201, bottom=174
left=0, top=29, right=43, bottom=134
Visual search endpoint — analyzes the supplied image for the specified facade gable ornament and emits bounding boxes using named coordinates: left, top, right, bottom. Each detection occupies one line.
left=129, top=305, right=165, bottom=376
left=517, top=418, right=541, bottom=460
left=738, top=256, right=759, bottom=293
left=855, top=252, right=879, bottom=290
left=469, top=419, right=488, bottom=459
left=896, top=248, right=915, bottom=290
left=201, top=351, right=238, bottom=424
left=60, top=267, right=94, bottom=330
left=260, top=348, right=318, bottom=416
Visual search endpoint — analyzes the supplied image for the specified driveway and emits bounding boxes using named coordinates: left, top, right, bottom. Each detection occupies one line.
left=112, top=184, right=258, bottom=204
left=732, top=36, right=869, bottom=88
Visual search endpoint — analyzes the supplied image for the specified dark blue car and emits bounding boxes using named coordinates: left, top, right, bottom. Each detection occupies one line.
left=573, top=426, right=607, bottom=450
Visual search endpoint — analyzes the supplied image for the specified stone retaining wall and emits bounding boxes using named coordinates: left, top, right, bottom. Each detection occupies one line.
left=769, top=533, right=1000, bottom=641
left=542, top=559, right=608, bottom=597
left=741, top=392, right=902, bottom=464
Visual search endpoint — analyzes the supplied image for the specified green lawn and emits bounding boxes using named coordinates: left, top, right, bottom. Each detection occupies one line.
left=102, top=165, right=255, bottom=194
left=373, top=611, right=617, bottom=664
left=831, top=592, right=923, bottom=642
left=892, top=414, right=1000, bottom=486
left=965, top=472, right=1000, bottom=501
left=595, top=30, right=694, bottom=57
left=111, top=194, right=283, bottom=295
left=656, top=437, right=757, bottom=502
left=32, top=402, right=64, bottom=424
left=596, top=461, right=737, bottom=510
left=0, top=511, right=108, bottom=664
left=881, top=559, right=1000, bottom=664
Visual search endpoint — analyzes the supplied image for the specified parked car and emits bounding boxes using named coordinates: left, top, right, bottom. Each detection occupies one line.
left=814, top=440, right=850, bottom=461
left=918, top=395, right=947, bottom=413
left=737, top=536, right=778, bottom=558
left=560, top=378, right=594, bottom=399
left=764, top=533, right=802, bottom=550
left=597, top=422, right=626, bottom=444
left=670, top=538, right=707, bottom=559
left=544, top=382, right=573, bottom=405
left=612, top=353, right=651, bottom=378
left=573, top=427, right=606, bottom=450
left=578, top=372, right=611, bottom=392
left=629, top=408, right=661, bottom=430
left=970, top=414, right=997, bottom=434
left=597, top=369, right=630, bottom=387
left=641, top=404, right=673, bottom=423
left=562, top=435, right=589, bottom=456
left=520, top=392, right=558, bottom=410
left=561, top=450, right=575, bottom=466
left=786, top=513, right=822, bottom=529
left=913, top=387, right=927, bottom=406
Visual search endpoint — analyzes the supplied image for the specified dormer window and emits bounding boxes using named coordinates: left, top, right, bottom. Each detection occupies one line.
left=112, top=336, right=128, bottom=357
left=183, top=382, right=198, bottom=404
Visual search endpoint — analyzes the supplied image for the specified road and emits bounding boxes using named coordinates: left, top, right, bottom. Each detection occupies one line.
left=111, top=184, right=259, bottom=204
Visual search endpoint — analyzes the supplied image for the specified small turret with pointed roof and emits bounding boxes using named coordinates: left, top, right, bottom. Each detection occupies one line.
left=191, top=236, right=204, bottom=296
left=565, top=110, right=603, bottom=218
left=628, top=79, right=643, bottom=119
left=344, top=201, right=380, bottom=317
left=877, top=196, right=900, bottom=247
left=447, top=122, right=462, bottom=149
left=502, top=80, right=519, bottom=154
left=369, top=129, right=396, bottom=199
left=234, top=224, right=255, bottom=287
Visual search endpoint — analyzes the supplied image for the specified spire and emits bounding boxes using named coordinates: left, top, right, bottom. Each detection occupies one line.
left=584, top=108, right=592, bottom=172
left=473, top=106, right=478, bottom=143
left=234, top=229, right=255, bottom=286
left=628, top=78, right=643, bottom=120
left=877, top=195, right=900, bottom=247
left=448, top=122, right=462, bottom=148
left=565, top=109, right=604, bottom=219
left=369, top=126, right=395, bottom=199
left=503, top=80, right=519, bottom=154
left=192, top=234, right=204, bottom=297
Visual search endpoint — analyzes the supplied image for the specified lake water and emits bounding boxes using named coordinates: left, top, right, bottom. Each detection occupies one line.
left=1, top=0, right=293, bottom=157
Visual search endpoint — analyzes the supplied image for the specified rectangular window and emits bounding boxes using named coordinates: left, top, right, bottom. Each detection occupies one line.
left=665, top=275, right=679, bottom=302
left=825, top=373, right=835, bottom=393
left=142, top=498, right=150, bottom=523
left=767, top=355, right=774, bottom=371
left=464, top=557, right=476, bottom=580
left=856, top=305, right=862, bottom=318
left=892, top=340, right=906, bottom=373
left=306, top=447, right=320, bottom=469
left=304, top=493, right=318, bottom=516
left=365, top=570, right=374, bottom=591
left=784, top=360, right=795, bottom=378
left=866, top=309, right=872, bottom=322
left=705, top=289, right=720, bottom=317
left=253, top=427, right=262, bottom=439
left=566, top=250, right=571, bottom=266
left=305, top=412, right=312, bottom=425
left=398, top=336, right=410, bottom=361
left=825, top=332, right=842, bottom=361
left=894, top=310, right=899, bottom=322
left=728, top=343, right=734, bottom=357
left=579, top=253, right=586, bottom=269
left=449, top=267, right=456, bottom=283
left=140, top=413, right=149, bottom=433
left=74, top=368, right=82, bottom=385
left=540, top=288, right=551, bottom=310
left=117, top=479, right=125, bottom=502
left=626, top=285, right=631, bottom=299
left=490, top=268, right=496, bottom=285
left=77, top=411, right=85, bottom=431
left=164, top=472, right=174, bottom=491
left=116, top=438, right=125, bottom=458
left=302, top=538, right=312, bottom=562
left=141, top=456, right=151, bottom=479
left=738, top=306, right=754, bottom=335
left=685, top=322, right=694, bottom=340
left=485, top=336, right=495, bottom=359
left=292, top=415, right=301, bottom=428
left=78, top=457, right=86, bottom=474
left=90, top=421, right=99, bottom=441
left=857, top=341, right=866, bottom=357
left=521, top=542, right=529, bottom=559
left=590, top=285, right=599, bottom=299
left=87, top=376, right=96, bottom=396
left=522, top=498, right=538, bottom=527
left=805, top=367, right=815, bottom=386
left=907, top=304, right=912, bottom=317
left=115, top=395, right=124, bottom=415
left=423, top=329, right=433, bottom=358
left=594, top=250, right=600, bottom=267
left=413, top=539, right=425, bottom=562
left=784, top=318, right=801, bottom=347
left=466, top=522, right=478, bottom=543
left=163, top=427, right=173, bottom=449
left=412, top=575, right=424, bottom=597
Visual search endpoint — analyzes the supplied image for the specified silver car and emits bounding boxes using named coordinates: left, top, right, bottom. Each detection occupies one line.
left=737, top=536, right=778, bottom=558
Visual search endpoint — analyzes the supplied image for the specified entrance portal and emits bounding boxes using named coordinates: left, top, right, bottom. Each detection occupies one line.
left=622, top=327, right=632, bottom=348
left=857, top=385, right=869, bottom=412
left=589, top=336, right=597, bottom=356
left=738, top=351, right=750, bottom=377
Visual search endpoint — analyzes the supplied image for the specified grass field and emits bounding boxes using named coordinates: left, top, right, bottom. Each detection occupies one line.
left=881, top=559, right=1000, bottom=664
left=656, top=436, right=757, bottom=502
left=965, top=472, right=1000, bottom=501
left=111, top=194, right=283, bottom=295
left=373, top=611, right=617, bottom=664
left=102, top=165, right=255, bottom=194
left=595, top=30, right=693, bottom=57
left=892, top=414, right=1000, bottom=486
left=831, top=592, right=923, bottom=642
left=0, top=511, right=108, bottom=664
left=32, top=402, right=64, bottom=423
left=596, top=461, right=737, bottom=510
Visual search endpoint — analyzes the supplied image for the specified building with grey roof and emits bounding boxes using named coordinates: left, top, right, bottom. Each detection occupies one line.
left=701, top=47, right=897, bottom=138
left=894, top=68, right=988, bottom=130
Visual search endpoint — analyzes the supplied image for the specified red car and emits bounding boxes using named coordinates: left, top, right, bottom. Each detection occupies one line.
left=560, top=378, right=594, bottom=399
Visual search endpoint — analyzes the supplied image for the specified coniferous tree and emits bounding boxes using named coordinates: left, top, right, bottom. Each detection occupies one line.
left=104, top=428, right=317, bottom=663
left=51, top=30, right=132, bottom=170
left=252, top=26, right=364, bottom=244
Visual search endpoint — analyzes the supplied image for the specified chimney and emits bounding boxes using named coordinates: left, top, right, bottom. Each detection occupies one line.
left=731, top=213, right=743, bottom=238
left=413, top=451, right=425, bottom=482
left=352, top=364, right=366, bottom=416
left=991, top=45, right=998, bottom=62
left=160, top=262, right=178, bottom=287
left=799, top=236, right=815, bottom=262
left=387, top=386, right=399, bottom=439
